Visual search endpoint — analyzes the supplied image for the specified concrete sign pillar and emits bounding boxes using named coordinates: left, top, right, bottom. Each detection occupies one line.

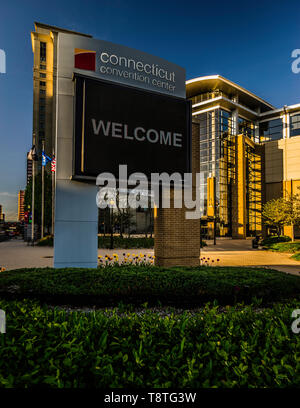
left=54, top=42, right=98, bottom=268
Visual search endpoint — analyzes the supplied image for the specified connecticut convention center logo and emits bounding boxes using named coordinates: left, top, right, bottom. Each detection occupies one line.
left=74, top=48, right=96, bottom=71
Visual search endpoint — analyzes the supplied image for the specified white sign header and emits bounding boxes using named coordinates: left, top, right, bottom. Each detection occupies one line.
left=58, top=33, right=186, bottom=98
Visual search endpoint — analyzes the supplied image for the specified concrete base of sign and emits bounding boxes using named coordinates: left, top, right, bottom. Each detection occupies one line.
left=54, top=180, right=98, bottom=268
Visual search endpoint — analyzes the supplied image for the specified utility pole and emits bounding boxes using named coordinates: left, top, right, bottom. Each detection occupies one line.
left=41, top=140, right=45, bottom=239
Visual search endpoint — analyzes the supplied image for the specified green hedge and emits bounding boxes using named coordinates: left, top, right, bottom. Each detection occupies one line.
left=0, top=298, right=299, bottom=387
left=261, top=236, right=291, bottom=245
left=98, top=236, right=154, bottom=249
left=37, top=236, right=154, bottom=249
left=1, top=266, right=300, bottom=306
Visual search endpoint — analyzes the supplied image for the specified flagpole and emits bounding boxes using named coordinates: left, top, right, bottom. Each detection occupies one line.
left=41, top=140, right=45, bottom=239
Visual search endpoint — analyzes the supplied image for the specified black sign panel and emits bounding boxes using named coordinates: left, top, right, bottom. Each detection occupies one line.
left=74, top=74, right=191, bottom=181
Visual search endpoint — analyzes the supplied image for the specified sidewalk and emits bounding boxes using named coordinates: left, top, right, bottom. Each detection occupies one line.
left=0, top=240, right=154, bottom=270
left=202, top=238, right=300, bottom=275
left=0, top=239, right=299, bottom=275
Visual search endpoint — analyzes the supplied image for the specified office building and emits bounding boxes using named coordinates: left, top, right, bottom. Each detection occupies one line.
left=30, top=22, right=92, bottom=169
left=18, top=190, right=25, bottom=222
left=26, top=152, right=33, bottom=184
left=0, top=205, right=5, bottom=223
left=187, top=75, right=300, bottom=239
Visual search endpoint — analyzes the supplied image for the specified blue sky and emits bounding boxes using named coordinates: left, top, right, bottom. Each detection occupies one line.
left=0, top=0, right=299, bottom=220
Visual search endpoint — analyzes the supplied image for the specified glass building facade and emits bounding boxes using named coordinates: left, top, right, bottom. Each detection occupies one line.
left=187, top=75, right=300, bottom=240
left=195, top=106, right=261, bottom=238
left=260, top=118, right=283, bottom=142
left=290, top=113, right=300, bottom=137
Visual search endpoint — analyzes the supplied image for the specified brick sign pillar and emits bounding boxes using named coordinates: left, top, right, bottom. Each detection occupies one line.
left=154, top=123, right=201, bottom=267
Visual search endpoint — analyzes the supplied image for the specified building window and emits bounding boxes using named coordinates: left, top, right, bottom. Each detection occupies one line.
left=290, top=114, right=300, bottom=137
left=260, top=118, right=283, bottom=142
left=39, top=97, right=45, bottom=106
left=40, top=73, right=46, bottom=78
left=238, top=117, right=256, bottom=142
left=40, top=89, right=46, bottom=95
left=40, top=64, right=46, bottom=70
left=40, top=81, right=46, bottom=87
left=39, top=130, right=45, bottom=140
left=40, top=42, right=46, bottom=62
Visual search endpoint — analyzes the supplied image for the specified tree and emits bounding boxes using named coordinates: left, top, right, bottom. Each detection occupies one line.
left=262, top=197, right=288, bottom=237
left=262, top=193, right=300, bottom=241
left=282, top=192, right=300, bottom=242
left=24, top=171, right=52, bottom=232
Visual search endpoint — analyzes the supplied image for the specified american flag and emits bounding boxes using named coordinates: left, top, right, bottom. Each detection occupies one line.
left=51, top=157, right=56, bottom=172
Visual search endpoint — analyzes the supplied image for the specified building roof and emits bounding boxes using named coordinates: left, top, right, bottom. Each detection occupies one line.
left=34, top=22, right=92, bottom=38
left=186, top=75, right=275, bottom=113
left=260, top=102, right=300, bottom=119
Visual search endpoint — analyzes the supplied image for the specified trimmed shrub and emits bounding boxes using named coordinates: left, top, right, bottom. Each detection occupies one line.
left=0, top=266, right=300, bottom=306
left=98, top=236, right=154, bottom=249
left=37, top=236, right=154, bottom=249
left=0, top=298, right=299, bottom=387
left=261, top=236, right=291, bottom=246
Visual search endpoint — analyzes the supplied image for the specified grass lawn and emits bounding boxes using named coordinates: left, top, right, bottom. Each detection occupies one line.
left=0, top=265, right=300, bottom=306
left=262, top=240, right=300, bottom=261
left=262, top=241, right=300, bottom=253
left=291, top=253, right=300, bottom=261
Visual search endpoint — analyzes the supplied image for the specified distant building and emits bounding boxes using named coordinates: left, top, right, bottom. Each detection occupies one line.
left=0, top=205, right=5, bottom=223
left=30, top=22, right=92, bottom=170
left=26, top=153, right=33, bottom=184
left=18, top=191, right=25, bottom=222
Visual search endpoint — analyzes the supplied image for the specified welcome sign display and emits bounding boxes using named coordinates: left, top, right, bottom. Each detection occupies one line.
left=73, top=75, right=191, bottom=180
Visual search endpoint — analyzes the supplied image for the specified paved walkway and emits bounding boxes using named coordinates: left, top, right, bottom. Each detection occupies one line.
left=0, top=238, right=299, bottom=275
left=202, top=238, right=300, bottom=275
left=0, top=240, right=154, bottom=270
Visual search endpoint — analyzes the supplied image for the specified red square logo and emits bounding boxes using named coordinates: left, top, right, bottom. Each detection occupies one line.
left=74, top=48, right=96, bottom=71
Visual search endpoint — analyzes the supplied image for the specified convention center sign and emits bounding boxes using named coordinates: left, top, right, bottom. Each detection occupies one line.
left=58, top=34, right=190, bottom=180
